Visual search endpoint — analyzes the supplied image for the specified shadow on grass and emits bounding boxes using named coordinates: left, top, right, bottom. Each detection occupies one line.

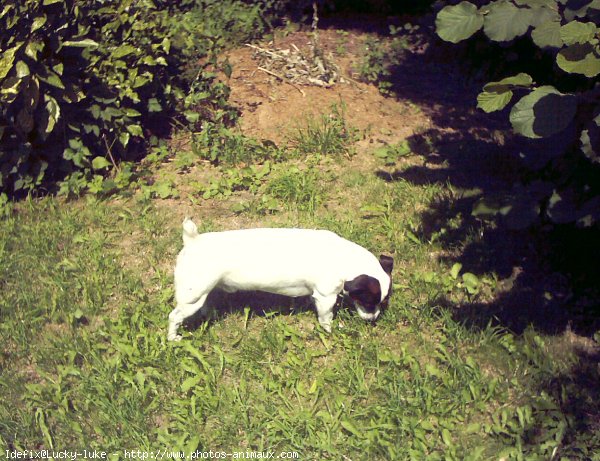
left=352, top=17, right=600, bottom=453
left=181, top=289, right=366, bottom=333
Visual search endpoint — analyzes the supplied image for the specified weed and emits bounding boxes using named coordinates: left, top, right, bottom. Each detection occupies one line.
left=289, top=103, right=358, bottom=157
left=373, top=140, right=413, bottom=165
left=193, top=163, right=272, bottom=199
left=265, top=165, right=325, bottom=213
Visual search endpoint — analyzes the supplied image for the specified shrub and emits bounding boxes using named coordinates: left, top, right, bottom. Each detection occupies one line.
left=0, top=0, right=263, bottom=199
left=435, top=0, right=600, bottom=229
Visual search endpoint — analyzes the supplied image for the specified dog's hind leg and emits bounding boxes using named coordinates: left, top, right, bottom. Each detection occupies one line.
left=168, top=294, right=209, bottom=341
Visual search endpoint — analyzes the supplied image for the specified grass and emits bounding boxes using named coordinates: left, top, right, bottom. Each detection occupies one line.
left=2, top=165, right=598, bottom=459
left=1, top=63, right=599, bottom=461
left=289, top=103, right=359, bottom=158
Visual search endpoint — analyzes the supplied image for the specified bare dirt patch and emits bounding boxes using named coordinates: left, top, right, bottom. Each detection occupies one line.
left=227, top=29, right=429, bottom=155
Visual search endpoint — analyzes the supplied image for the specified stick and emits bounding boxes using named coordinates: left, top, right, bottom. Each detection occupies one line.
left=257, top=66, right=306, bottom=97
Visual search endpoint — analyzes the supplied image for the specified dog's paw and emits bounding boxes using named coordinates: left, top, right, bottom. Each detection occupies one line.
left=320, top=323, right=332, bottom=333
left=167, top=334, right=183, bottom=342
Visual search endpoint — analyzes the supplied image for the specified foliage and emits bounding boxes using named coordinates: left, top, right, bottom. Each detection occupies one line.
left=435, top=0, right=600, bottom=229
left=1, top=0, right=173, bottom=194
left=357, top=24, right=418, bottom=95
left=192, top=163, right=272, bottom=199
left=0, top=0, right=269, bottom=198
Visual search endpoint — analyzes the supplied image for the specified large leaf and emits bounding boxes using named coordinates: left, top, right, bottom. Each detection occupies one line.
left=483, top=1, right=534, bottom=42
left=435, top=2, right=484, bottom=43
left=556, top=43, right=600, bottom=77
left=528, top=6, right=561, bottom=28
left=509, top=86, right=577, bottom=138
left=560, top=20, right=597, bottom=45
left=532, top=20, right=563, bottom=48
left=564, top=0, right=600, bottom=21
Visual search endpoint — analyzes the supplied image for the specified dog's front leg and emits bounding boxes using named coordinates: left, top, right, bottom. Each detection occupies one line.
left=313, top=293, right=337, bottom=333
left=168, top=294, right=208, bottom=341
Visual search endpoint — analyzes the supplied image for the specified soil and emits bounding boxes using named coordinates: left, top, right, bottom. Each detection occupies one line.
left=226, top=28, right=432, bottom=157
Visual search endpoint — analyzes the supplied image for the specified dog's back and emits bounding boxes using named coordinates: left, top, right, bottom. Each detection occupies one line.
left=177, top=222, right=387, bottom=296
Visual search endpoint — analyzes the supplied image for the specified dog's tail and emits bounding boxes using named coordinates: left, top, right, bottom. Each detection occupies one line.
left=182, top=217, right=199, bottom=245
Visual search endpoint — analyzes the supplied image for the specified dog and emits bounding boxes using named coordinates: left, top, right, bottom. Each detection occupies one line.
left=168, top=218, right=393, bottom=341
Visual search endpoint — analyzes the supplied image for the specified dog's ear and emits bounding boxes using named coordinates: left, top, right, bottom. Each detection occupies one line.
left=344, top=275, right=381, bottom=305
left=379, top=255, right=394, bottom=275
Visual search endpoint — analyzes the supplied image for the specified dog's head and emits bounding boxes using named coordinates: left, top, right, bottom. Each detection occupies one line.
left=343, top=255, right=394, bottom=322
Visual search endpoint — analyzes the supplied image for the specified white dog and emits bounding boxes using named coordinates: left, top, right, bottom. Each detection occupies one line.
left=168, top=218, right=393, bottom=341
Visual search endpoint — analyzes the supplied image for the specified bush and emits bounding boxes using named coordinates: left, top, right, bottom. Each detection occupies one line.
left=0, top=0, right=267, bottom=199
left=435, top=0, right=600, bottom=229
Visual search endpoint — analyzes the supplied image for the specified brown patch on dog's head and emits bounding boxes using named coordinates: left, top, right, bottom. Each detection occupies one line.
left=344, top=274, right=381, bottom=313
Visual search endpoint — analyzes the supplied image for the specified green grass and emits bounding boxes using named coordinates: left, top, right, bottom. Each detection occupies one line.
left=1, top=84, right=599, bottom=461
left=2, top=169, right=598, bottom=459
left=289, top=103, right=359, bottom=157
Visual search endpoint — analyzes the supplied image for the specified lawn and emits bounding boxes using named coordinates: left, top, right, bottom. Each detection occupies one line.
left=1, top=18, right=599, bottom=461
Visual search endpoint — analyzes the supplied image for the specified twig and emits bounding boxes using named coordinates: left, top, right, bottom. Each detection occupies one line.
left=102, top=134, right=120, bottom=172
left=257, top=66, right=306, bottom=97
left=245, top=43, right=284, bottom=60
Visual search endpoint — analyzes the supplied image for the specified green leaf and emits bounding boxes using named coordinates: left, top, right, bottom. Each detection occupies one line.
left=127, top=124, right=143, bottom=137
left=450, top=262, right=462, bottom=280
left=181, top=376, right=201, bottom=393
left=31, top=15, right=47, bottom=33
left=483, top=1, right=534, bottom=42
left=112, top=45, right=138, bottom=59
left=43, top=94, right=60, bottom=136
left=528, top=6, right=561, bottom=29
left=25, top=41, right=44, bottom=60
left=92, top=157, right=111, bottom=170
left=532, top=20, right=563, bottom=48
left=15, top=61, right=30, bottom=78
left=509, top=86, right=577, bottom=138
left=435, top=2, right=484, bottom=44
left=560, top=21, right=597, bottom=45
left=477, top=89, right=513, bottom=113
left=148, top=98, right=162, bottom=112
left=41, top=72, right=65, bottom=90
left=341, top=419, right=363, bottom=438
left=556, top=43, right=600, bottom=77
left=119, top=131, right=130, bottom=148
left=0, top=44, right=20, bottom=80
left=43, top=0, right=63, bottom=4
left=62, top=39, right=100, bottom=48
left=462, top=273, right=480, bottom=295
left=483, top=73, right=533, bottom=92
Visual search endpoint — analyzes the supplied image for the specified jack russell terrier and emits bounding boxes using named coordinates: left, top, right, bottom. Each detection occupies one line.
left=168, top=218, right=393, bottom=341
